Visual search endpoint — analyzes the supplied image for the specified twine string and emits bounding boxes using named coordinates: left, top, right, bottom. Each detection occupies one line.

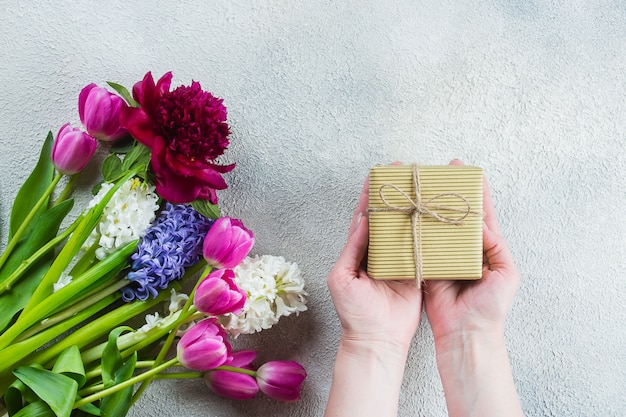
left=368, top=165, right=479, bottom=288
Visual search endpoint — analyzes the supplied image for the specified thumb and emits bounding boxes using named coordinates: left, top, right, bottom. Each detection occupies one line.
left=336, top=214, right=369, bottom=274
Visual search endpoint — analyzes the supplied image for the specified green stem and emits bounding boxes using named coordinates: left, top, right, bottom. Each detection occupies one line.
left=54, top=173, right=78, bottom=204
left=80, top=289, right=181, bottom=366
left=23, top=167, right=141, bottom=315
left=0, top=219, right=79, bottom=296
left=73, top=358, right=179, bottom=409
left=0, top=294, right=117, bottom=383
left=131, top=263, right=210, bottom=404
left=0, top=241, right=137, bottom=350
left=153, top=372, right=202, bottom=379
left=213, top=365, right=257, bottom=377
left=16, top=279, right=128, bottom=342
left=69, top=238, right=99, bottom=277
left=0, top=172, right=62, bottom=274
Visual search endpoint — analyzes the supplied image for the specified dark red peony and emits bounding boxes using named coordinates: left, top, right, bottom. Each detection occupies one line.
left=120, top=71, right=234, bottom=204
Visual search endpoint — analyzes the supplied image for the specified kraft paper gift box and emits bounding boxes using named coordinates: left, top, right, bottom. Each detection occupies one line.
left=367, top=165, right=483, bottom=282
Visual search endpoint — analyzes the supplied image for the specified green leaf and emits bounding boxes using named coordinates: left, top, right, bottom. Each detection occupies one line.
left=0, top=198, right=74, bottom=332
left=106, top=82, right=139, bottom=107
left=121, top=142, right=151, bottom=172
left=52, top=346, right=86, bottom=388
left=9, top=132, right=54, bottom=240
left=76, top=402, right=102, bottom=416
left=101, top=155, right=123, bottom=182
left=99, top=353, right=137, bottom=417
left=191, top=199, right=221, bottom=220
left=13, top=401, right=55, bottom=417
left=13, top=366, right=78, bottom=417
left=109, top=137, right=135, bottom=154
left=6, top=376, right=38, bottom=416
left=101, top=327, right=133, bottom=388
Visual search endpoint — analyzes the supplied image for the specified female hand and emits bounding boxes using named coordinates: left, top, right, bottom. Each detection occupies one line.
left=423, top=160, right=524, bottom=417
left=327, top=175, right=422, bottom=353
left=325, top=173, right=422, bottom=417
left=423, top=160, right=520, bottom=345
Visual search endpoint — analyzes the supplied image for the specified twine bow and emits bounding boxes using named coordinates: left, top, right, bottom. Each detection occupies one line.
left=368, top=164, right=479, bottom=288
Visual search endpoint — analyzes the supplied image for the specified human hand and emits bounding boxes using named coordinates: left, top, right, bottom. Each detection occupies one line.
left=327, top=175, right=422, bottom=355
left=423, top=160, right=520, bottom=347
left=423, top=160, right=524, bottom=417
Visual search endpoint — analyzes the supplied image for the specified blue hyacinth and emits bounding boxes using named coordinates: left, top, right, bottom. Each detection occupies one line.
left=122, top=203, right=214, bottom=302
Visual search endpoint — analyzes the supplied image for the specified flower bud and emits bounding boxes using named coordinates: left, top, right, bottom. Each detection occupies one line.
left=51, top=123, right=98, bottom=175
left=78, top=83, right=128, bottom=142
left=194, top=269, right=247, bottom=316
left=177, top=318, right=231, bottom=371
left=204, top=371, right=258, bottom=400
left=256, top=361, right=306, bottom=402
left=203, top=217, right=254, bottom=269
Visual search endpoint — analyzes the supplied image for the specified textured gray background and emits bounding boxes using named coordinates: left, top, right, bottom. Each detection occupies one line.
left=1, top=1, right=625, bottom=416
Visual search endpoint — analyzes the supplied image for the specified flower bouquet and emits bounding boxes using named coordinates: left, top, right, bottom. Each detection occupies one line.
left=0, top=72, right=308, bottom=417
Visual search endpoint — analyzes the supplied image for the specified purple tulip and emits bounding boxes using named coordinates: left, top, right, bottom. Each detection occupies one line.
left=226, top=350, right=257, bottom=369
left=204, top=351, right=259, bottom=400
left=51, top=123, right=98, bottom=175
left=194, top=269, right=247, bottom=316
left=204, top=370, right=259, bottom=400
left=79, top=83, right=128, bottom=142
left=177, top=318, right=231, bottom=371
left=202, top=217, right=254, bottom=269
left=256, top=361, right=306, bottom=402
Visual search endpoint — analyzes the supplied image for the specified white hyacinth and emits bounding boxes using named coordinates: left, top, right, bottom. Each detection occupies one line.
left=83, top=178, right=160, bottom=260
left=222, top=255, right=308, bottom=336
left=53, top=272, right=73, bottom=293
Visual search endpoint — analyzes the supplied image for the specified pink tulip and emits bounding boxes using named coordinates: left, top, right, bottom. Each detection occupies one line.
left=51, top=123, right=98, bottom=175
left=79, top=83, right=128, bottom=142
left=226, top=350, right=257, bottom=369
left=194, top=269, right=247, bottom=316
left=203, top=350, right=259, bottom=399
left=203, top=217, right=254, bottom=269
left=177, top=318, right=231, bottom=371
left=204, top=370, right=259, bottom=400
left=256, top=361, right=306, bottom=402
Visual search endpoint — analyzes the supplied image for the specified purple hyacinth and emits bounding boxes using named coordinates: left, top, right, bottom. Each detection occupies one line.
left=122, top=203, right=214, bottom=302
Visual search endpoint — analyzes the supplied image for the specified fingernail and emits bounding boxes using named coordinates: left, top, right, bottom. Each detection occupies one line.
left=356, top=212, right=363, bottom=226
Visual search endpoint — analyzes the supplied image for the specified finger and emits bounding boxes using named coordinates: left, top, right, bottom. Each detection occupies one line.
left=448, top=158, right=464, bottom=166
left=337, top=214, right=370, bottom=275
left=348, top=176, right=370, bottom=237
left=482, top=172, right=502, bottom=234
left=483, top=225, right=516, bottom=273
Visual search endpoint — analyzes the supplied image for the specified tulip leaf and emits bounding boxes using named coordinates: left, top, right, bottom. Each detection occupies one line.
left=101, top=327, right=133, bottom=388
left=76, top=402, right=102, bottom=416
left=13, top=365, right=78, bottom=417
left=101, top=154, right=123, bottom=182
left=191, top=200, right=221, bottom=220
left=106, top=82, right=139, bottom=108
left=5, top=376, right=39, bottom=416
left=0, top=198, right=74, bottom=332
left=12, top=401, right=55, bottom=417
left=51, top=346, right=86, bottom=388
left=121, top=142, right=151, bottom=173
left=9, top=132, right=54, bottom=241
left=99, top=352, right=136, bottom=417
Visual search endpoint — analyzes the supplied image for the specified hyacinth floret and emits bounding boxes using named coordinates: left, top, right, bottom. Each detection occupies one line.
left=122, top=203, right=213, bottom=302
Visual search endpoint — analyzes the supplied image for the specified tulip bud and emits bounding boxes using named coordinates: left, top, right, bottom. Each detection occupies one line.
left=204, top=371, right=259, bottom=400
left=177, top=318, right=231, bottom=371
left=78, top=83, right=128, bottom=142
left=203, top=217, right=255, bottom=269
left=51, top=123, right=98, bottom=175
left=194, top=269, right=247, bottom=316
left=256, top=361, right=306, bottom=402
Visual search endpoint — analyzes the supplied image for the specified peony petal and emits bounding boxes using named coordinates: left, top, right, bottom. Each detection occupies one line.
left=119, top=107, right=156, bottom=147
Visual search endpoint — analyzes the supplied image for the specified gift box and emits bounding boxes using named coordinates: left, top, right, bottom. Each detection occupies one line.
left=367, top=164, right=483, bottom=282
